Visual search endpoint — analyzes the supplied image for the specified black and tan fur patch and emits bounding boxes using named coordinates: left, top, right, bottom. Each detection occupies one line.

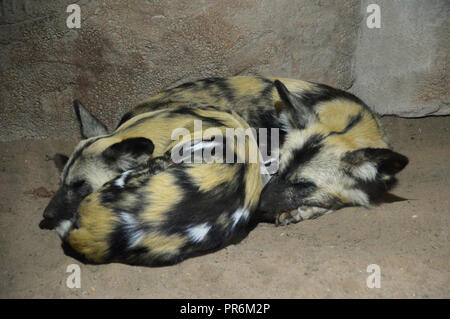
left=66, top=106, right=264, bottom=265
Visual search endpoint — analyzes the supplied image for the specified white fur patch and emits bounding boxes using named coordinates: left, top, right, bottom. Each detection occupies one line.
left=298, top=208, right=313, bottom=220
left=297, top=207, right=334, bottom=220
left=120, top=212, right=145, bottom=248
left=115, top=170, right=133, bottom=188
left=278, top=112, right=291, bottom=132
left=55, top=220, right=73, bottom=238
left=120, top=211, right=136, bottom=226
left=187, top=223, right=211, bottom=242
left=353, top=163, right=377, bottom=181
left=344, top=188, right=370, bottom=206
left=231, top=207, right=249, bottom=228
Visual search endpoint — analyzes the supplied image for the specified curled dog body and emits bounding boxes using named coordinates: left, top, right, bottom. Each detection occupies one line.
left=67, top=123, right=263, bottom=266
left=40, top=103, right=264, bottom=260
left=119, top=76, right=409, bottom=224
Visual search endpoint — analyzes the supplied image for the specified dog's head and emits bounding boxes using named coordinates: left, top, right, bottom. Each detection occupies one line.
left=39, top=101, right=154, bottom=237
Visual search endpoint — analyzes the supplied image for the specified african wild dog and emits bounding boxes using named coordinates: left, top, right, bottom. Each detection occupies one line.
left=118, top=76, right=409, bottom=224
left=40, top=75, right=409, bottom=264
left=40, top=103, right=264, bottom=265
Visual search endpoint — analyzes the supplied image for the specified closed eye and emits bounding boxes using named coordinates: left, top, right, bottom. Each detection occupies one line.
left=290, top=179, right=316, bottom=189
left=70, top=180, right=86, bottom=188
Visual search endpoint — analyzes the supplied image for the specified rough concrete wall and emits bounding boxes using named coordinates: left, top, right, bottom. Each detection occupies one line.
left=1, top=1, right=448, bottom=141
left=350, top=0, right=449, bottom=117
left=0, top=0, right=360, bottom=141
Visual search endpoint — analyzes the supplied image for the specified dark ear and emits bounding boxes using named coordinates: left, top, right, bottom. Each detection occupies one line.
left=344, top=148, right=409, bottom=176
left=103, top=137, right=155, bottom=171
left=274, top=80, right=314, bottom=129
left=53, top=153, right=69, bottom=172
left=74, top=100, right=108, bottom=139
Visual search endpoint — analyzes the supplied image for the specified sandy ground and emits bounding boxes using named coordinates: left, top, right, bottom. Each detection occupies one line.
left=0, top=116, right=448, bottom=298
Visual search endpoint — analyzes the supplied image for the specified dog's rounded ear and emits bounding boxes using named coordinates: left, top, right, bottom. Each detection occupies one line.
left=73, top=100, right=108, bottom=139
left=375, top=149, right=409, bottom=175
left=102, top=137, right=155, bottom=171
left=343, top=148, right=409, bottom=176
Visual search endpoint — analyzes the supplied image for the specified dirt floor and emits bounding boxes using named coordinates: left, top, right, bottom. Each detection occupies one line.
left=0, top=116, right=448, bottom=298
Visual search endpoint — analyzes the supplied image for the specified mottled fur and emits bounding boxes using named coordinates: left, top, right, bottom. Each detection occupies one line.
left=69, top=146, right=262, bottom=265
left=41, top=75, right=409, bottom=265
left=41, top=103, right=264, bottom=266
left=118, top=76, right=408, bottom=224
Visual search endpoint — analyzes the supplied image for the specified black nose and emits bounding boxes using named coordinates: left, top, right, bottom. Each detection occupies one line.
left=41, top=205, right=56, bottom=229
left=41, top=187, right=64, bottom=229
left=39, top=218, right=56, bottom=230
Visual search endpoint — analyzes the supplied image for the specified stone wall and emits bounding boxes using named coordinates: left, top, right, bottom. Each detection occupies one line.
left=350, top=0, right=449, bottom=117
left=0, top=0, right=447, bottom=141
